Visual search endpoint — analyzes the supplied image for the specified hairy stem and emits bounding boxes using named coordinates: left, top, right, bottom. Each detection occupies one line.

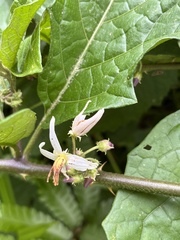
left=0, top=159, right=180, bottom=196
left=96, top=171, right=180, bottom=197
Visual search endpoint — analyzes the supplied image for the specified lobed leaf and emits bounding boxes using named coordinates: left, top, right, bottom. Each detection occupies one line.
left=38, top=0, right=180, bottom=127
left=103, top=110, right=180, bottom=239
left=74, top=184, right=101, bottom=220
left=79, top=224, right=107, bottom=240
left=37, top=181, right=83, bottom=229
left=0, top=204, right=53, bottom=239
left=41, top=222, right=73, bottom=240
left=0, top=109, right=36, bottom=146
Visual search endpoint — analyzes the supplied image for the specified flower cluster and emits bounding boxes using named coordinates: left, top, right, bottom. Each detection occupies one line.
left=39, top=101, right=114, bottom=187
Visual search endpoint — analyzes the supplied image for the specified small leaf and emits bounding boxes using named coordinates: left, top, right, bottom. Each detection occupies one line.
left=0, top=109, right=36, bottom=146
left=0, top=0, right=45, bottom=70
left=103, top=110, right=180, bottom=239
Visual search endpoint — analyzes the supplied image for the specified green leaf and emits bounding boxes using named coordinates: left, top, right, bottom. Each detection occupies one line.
left=79, top=224, right=107, bottom=240
left=37, top=181, right=83, bottom=229
left=0, top=109, right=36, bottom=146
left=40, top=10, right=51, bottom=44
left=0, top=173, right=16, bottom=204
left=38, top=0, right=180, bottom=127
left=103, top=110, right=180, bottom=239
left=13, top=24, right=42, bottom=76
left=103, top=191, right=180, bottom=240
left=0, top=234, right=15, bottom=240
left=0, top=204, right=54, bottom=240
left=41, top=222, right=73, bottom=240
left=0, top=0, right=45, bottom=71
left=74, top=184, right=101, bottom=220
left=126, top=110, right=180, bottom=182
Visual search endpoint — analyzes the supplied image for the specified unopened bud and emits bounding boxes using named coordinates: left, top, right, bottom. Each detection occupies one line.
left=96, top=139, right=114, bottom=154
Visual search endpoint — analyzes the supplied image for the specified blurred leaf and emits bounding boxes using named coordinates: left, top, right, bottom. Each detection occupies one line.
left=74, top=184, right=101, bottom=220
left=94, top=198, right=113, bottom=225
left=0, top=204, right=54, bottom=239
left=37, top=181, right=83, bottom=229
left=0, top=0, right=13, bottom=31
left=79, top=224, right=107, bottom=240
left=0, top=109, right=36, bottom=146
left=38, top=0, right=180, bottom=128
left=0, top=173, right=15, bottom=204
left=103, top=110, right=180, bottom=239
left=41, top=222, right=73, bottom=240
left=0, top=234, right=15, bottom=240
left=0, top=0, right=45, bottom=70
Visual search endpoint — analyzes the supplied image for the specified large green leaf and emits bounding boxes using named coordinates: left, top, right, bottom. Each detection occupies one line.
left=0, top=0, right=45, bottom=72
left=38, top=0, right=180, bottom=127
left=103, top=110, right=180, bottom=239
left=0, top=109, right=36, bottom=146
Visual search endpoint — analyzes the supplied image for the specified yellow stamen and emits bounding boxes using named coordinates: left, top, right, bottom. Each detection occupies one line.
left=47, top=153, right=68, bottom=186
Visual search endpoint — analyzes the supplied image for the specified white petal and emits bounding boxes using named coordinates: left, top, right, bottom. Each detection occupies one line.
left=39, top=142, right=56, bottom=160
left=72, top=100, right=91, bottom=127
left=49, top=116, right=62, bottom=153
left=73, top=108, right=104, bottom=136
left=67, top=154, right=98, bottom=171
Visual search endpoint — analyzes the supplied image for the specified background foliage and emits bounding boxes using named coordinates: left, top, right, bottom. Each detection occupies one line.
left=0, top=0, right=180, bottom=239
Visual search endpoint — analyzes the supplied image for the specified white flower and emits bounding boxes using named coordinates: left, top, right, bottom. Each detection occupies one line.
left=68, top=100, right=104, bottom=138
left=39, top=116, right=99, bottom=186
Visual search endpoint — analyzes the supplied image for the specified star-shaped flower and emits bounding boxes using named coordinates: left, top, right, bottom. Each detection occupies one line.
left=39, top=116, right=99, bottom=186
left=68, top=100, right=104, bottom=139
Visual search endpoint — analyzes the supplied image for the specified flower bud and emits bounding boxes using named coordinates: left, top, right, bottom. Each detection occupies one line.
left=96, top=139, right=114, bottom=154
